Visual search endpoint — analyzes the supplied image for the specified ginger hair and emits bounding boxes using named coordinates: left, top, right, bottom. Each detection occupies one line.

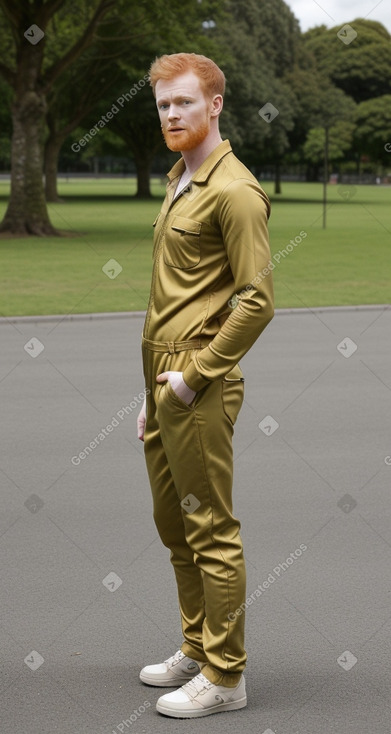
left=149, top=52, right=225, bottom=99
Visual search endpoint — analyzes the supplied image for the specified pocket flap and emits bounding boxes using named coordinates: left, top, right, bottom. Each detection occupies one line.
left=223, top=364, right=244, bottom=381
left=171, top=216, right=202, bottom=236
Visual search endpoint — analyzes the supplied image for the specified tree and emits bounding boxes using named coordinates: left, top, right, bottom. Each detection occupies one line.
left=303, top=121, right=356, bottom=163
left=213, top=0, right=300, bottom=193
left=44, top=52, right=120, bottom=201
left=0, top=77, right=12, bottom=170
left=354, top=95, right=391, bottom=167
left=96, top=0, right=228, bottom=198
left=45, top=0, right=226, bottom=201
left=304, top=84, right=357, bottom=227
left=303, top=19, right=391, bottom=103
left=109, top=88, right=162, bottom=199
left=67, top=83, right=163, bottom=199
left=0, top=0, right=117, bottom=235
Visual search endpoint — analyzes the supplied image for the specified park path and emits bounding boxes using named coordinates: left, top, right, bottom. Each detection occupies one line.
left=0, top=306, right=390, bottom=734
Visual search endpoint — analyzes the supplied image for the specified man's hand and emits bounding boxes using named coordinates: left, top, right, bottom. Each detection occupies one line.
left=137, top=397, right=146, bottom=441
left=156, top=370, right=196, bottom=405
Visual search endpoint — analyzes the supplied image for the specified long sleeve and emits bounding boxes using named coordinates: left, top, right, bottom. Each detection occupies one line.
left=182, top=178, right=274, bottom=391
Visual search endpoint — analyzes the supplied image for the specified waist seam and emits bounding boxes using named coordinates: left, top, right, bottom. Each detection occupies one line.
left=142, top=335, right=212, bottom=354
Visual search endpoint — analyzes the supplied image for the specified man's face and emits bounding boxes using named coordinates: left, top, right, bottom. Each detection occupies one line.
left=155, top=71, right=212, bottom=152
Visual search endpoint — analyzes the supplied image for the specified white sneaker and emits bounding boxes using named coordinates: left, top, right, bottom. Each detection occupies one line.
left=139, top=649, right=200, bottom=687
left=156, top=671, right=247, bottom=717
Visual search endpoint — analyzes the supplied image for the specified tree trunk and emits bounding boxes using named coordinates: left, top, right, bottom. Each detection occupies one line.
left=134, top=154, right=152, bottom=198
left=0, top=32, right=60, bottom=237
left=44, top=134, right=65, bottom=202
left=0, top=90, right=59, bottom=235
left=306, top=163, right=320, bottom=182
left=0, top=0, right=117, bottom=236
left=274, top=160, right=282, bottom=194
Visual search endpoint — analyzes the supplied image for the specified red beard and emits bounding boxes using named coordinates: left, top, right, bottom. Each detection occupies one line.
left=162, top=120, right=210, bottom=151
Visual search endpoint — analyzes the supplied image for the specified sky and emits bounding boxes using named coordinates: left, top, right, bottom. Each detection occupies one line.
left=284, top=0, right=391, bottom=32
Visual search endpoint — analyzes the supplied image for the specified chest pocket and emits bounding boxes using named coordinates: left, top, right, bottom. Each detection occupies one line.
left=163, top=216, right=201, bottom=269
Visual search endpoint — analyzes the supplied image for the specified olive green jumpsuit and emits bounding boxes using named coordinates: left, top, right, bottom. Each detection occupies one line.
left=141, top=139, right=274, bottom=687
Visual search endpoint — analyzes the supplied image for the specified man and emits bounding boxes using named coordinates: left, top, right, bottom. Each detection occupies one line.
left=136, top=52, right=274, bottom=718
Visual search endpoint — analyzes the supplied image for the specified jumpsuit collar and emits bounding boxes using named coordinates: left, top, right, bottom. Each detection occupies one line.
left=166, top=139, right=232, bottom=187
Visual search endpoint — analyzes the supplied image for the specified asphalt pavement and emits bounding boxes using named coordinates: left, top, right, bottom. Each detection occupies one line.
left=1, top=306, right=390, bottom=734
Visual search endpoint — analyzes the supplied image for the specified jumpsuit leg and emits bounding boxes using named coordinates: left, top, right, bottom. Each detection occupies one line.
left=142, top=345, right=246, bottom=688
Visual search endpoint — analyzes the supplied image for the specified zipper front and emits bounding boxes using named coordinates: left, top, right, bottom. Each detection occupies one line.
left=143, top=179, right=186, bottom=338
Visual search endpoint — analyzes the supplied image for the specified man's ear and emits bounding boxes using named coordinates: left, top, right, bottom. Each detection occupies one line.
left=210, top=94, right=223, bottom=118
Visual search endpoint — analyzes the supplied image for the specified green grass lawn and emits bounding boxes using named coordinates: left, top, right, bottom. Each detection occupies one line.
left=0, top=178, right=390, bottom=316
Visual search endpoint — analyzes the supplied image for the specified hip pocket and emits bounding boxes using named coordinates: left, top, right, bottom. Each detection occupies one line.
left=222, top=375, right=244, bottom=426
left=164, top=379, right=196, bottom=409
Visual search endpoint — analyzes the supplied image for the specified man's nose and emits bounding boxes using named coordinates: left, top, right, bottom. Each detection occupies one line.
left=167, top=105, right=180, bottom=120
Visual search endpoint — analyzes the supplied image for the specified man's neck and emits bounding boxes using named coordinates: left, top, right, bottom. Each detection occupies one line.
left=181, top=131, right=223, bottom=177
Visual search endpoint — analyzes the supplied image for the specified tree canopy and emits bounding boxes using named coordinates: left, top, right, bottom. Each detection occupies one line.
left=0, top=1, right=389, bottom=235
left=303, top=18, right=391, bottom=102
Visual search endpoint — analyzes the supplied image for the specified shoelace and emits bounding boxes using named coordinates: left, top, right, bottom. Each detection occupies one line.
left=184, top=673, right=214, bottom=696
left=165, top=649, right=185, bottom=667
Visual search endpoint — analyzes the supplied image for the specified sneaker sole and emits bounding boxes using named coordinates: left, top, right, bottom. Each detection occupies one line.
left=139, top=672, right=198, bottom=687
left=156, top=696, right=247, bottom=717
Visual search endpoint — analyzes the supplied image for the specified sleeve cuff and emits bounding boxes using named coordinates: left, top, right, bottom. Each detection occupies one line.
left=183, top=360, right=211, bottom=392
